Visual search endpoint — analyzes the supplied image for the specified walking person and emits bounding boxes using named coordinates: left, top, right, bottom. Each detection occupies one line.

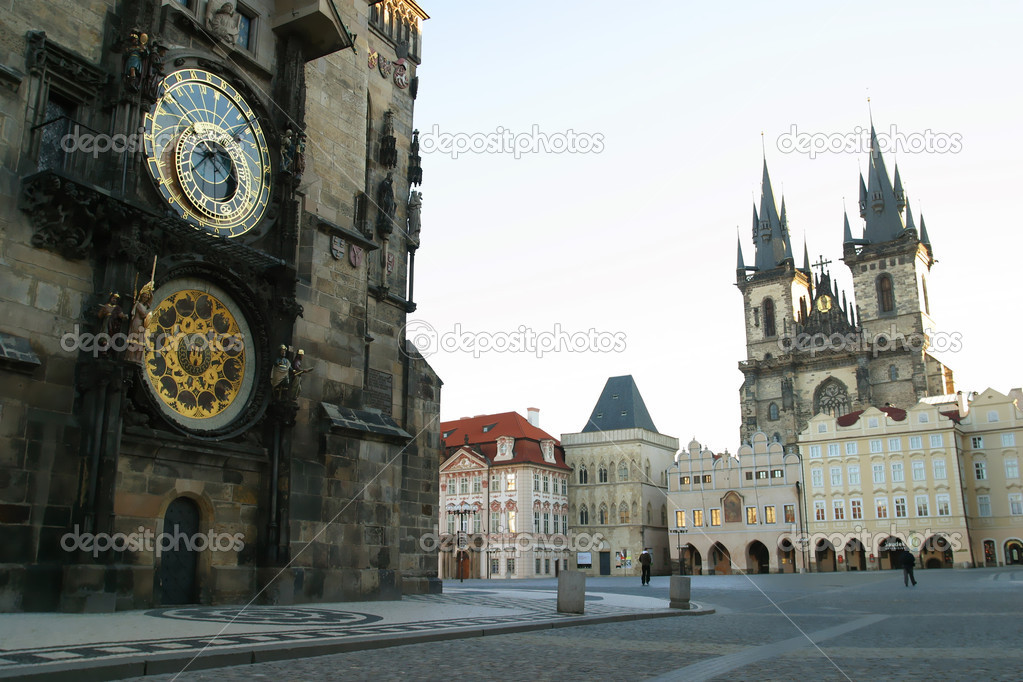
left=901, top=549, right=917, bottom=587
left=639, top=548, right=652, bottom=585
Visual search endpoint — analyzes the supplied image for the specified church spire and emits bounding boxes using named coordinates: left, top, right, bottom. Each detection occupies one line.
left=862, top=124, right=906, bottom=244
left=904, top=197, right=917, bottom=233
left=858, top=173, right=868, bottom=219
left=802, top=238, right=810, bottom=273
left=736, top=230, right=746, bottom=270
left=753, top=160, right=791, bottom=271
left=843, top=209, right=854, bottom=244
left=893, top=165, right=906, bottom=212
left=920, top=214, right=931, bottom=248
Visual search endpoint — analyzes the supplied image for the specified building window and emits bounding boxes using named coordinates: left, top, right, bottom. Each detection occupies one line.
left=889, top=438, right=902, bottom=452
left=746, top=507, right=758, bottom=524
left=763, top=298, right=776, bottom=337
left=490, top=511, right=500, bottom=532
left=562, top=515, right=568, bottom=534
left=702, top=474, right=712, bottom=484
left=472, top=476, right=481, bottom=493
left=543, top=475, right=549, bottom=493
left=872, top=464, right=885, bottom=484
left=447, top=514, right=455, bottom=534
left=235, top=6, right=255, bottom=51
left=561, top=479, right=567, bottom=495
left=579, top=506, right=589, bottom=525
left=619, top=463, right=629, bottom=481
left=975, top=461, right=987, bottom=480
left=889, top=365, right=898, bottom=381
left=810, top=445, right=822, bottom=459
left=506, top=473, right=516, bottom=491
left=909, top=436, right=923, bottom=450
left=845, top=442, right=858, bottom=455
left=769, top=403, right=779, bottom=421
left=680, top=475, right=691, bottom=486
left=490, top=474, right=500, bottom=492
left=912, top=461, right=925, bottom=481
left=675, top=510, right=686, bottom=527
left=933, top=458, right=947, bottom=480
left=619, top=505, right=629, bottom=524
left=545, top=558, right=551, bottom=574
left=815, top=379, right=850, bottom=418
left=870, top=439, right=883, bottom=453
left=784, top=504, right=795, bottom=523
left=506, top=558, right=516, bottom=574
left=915, top=495, right=930, bottom=517
left=971, top=436, right=984, bottom=449
left=543, top=512, right=550, bottom=534
left=693, top=509, right=704, bottom=526
left=710, top=508, right=721, bottom=526
left=814, top=501, right=826, bottom=521
left=1006, top=458, right=1020, bottom=480
left=598, top=505, right=608, bottom=525
left=877, top=274, right=895, bottom=313
left=459, top=477, right=469, bottom=494
left=851, top=499, right=863, bottom=520
left=745, top=471, right=754, bottom=481
left=894, top=496, right=908, bottom=518
left=535, top=558, right=541, bottom=574
left=930, top=434, right=944, bottom=448
left=830, top=466, right=843, bottom=486
left=828, top=443, right=841, bottom=457
left=918, top=413, right=930, bottom=424
left=891, top=462, right=904, bottom=483
left=1009, top=493, right=1023, bottom=516
left=848, top=465, right=860, bottom=486
left=811, top=468, right=823, bottom=487
left=936, top=494, right=951, bottom=517
left=818, top=423, right=828, bottom=433
left=875, top=497, right=889, bottom=519
left=771, top=469, right=784, bottom=478
left=533, top=473, right=540, bottom=492
left=1003, top=433, right=1016, bottom=447
left=578, top=466, right=588, bottom=484
left=507, top=511, right=517, bottom=533
left=765, top=506, right=776, bottom=523
left=977, top=496, right=992, bottom=517
left=757, top=470, right=769, bottom=480
left=598, top=465, right=608, bottom=483
left=491, top=558, right=500, bottom=575
left=868, top=417, right=879, bottom=429
left=987, top=410, right=999, bottom=423
left=833, top=500, right=845, bottom=521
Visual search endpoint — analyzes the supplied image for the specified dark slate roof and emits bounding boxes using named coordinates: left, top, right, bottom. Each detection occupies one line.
left=322, top=402, right=412, bottom=441
left=580, top=375, right=658, bottom=433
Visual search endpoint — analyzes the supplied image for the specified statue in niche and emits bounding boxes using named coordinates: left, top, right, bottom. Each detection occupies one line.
left=376, top=172, right=395, bottom=232
left=96, top=293, right=126, bottom=357
left=122, top=29, right=148, bottom=91
left=125, top=281, right=154, bottom=365
left=206, top=2, right=240, bottom=45
left=270, top=345, right=291, bottom=399
left=407, top=191, right=422, bottom=243
left=289, top=349, right=313, bottom=399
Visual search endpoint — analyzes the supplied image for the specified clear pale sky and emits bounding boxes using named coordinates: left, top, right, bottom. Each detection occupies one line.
left=409, top=1, right=1023, bottom=452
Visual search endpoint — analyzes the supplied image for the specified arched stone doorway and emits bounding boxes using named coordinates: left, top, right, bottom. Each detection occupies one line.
left=687, top=546, right=703, bottom=575
left=844, top=539, right=866, bottom=571
left=815, top=539, right=836, bottom=572
left=157, top=496, right=200, bottom=605
left=777, top=537, right=796, bottom=574
left=878, top=536, right=906, bottom=570
left=709, top=542, right=731, bottom=575
left=920, top=534, right=953, bottom=569
left=983, top=540, right=997, bottom=567
left=747, top=541, right=770, bottom=574
left=1005, top=540, right=1023, bottom=565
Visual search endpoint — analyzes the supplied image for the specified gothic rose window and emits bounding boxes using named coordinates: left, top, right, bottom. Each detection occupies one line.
left=815, top=379, right=850, bottom=417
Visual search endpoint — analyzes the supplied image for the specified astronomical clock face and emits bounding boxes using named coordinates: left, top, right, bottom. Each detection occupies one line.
left=144, top=69, right=272, bottom=238
left=141, top=278, right=255, bottom=433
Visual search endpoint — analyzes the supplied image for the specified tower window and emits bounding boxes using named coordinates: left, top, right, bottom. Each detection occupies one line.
left=921, top=275, right=930, bottom=315
left=769, top=403, right=779, bottom=421
left=814, top=378, right=850, bottom=418
left=877, top=274, right=895, bottom=313
left=763, top=298, right=776, bottom=337
left=889, top=365, right=898, bottom=381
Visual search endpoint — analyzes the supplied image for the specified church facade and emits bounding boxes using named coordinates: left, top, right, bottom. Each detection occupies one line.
left=736, top=127, right=955, bottom=450
left=0, top=0, right=440, bottom=612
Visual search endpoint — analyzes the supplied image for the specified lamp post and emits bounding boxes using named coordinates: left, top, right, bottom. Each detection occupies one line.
left=449, top=501, right=475, bottom=582
left=669, top=527, right=688, bottom=576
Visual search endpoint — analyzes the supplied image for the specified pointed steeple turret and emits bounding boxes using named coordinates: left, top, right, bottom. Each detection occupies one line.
left=858, top=174, right=868, bottom=219
left=753, top=160, right=791, bottom=271
left=893, top=165, right=906, bottom=212
left=904, top=199, right=917, bottom=233
left=862, top=125, right=906, bottom=244
left=736, top=231, right=746, bottom=270
left=802, top=238, right=811, bottom=273
left=843, top=210, right=854, bottom=244
left=919, top=214, right=931, bottom=248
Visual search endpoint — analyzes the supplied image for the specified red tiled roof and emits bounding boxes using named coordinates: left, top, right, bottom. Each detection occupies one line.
left=835, top=406, right=907, bottom=427
left=940, top=410, right=963, bottom=424
left=440, top=412, right=570, bottom=471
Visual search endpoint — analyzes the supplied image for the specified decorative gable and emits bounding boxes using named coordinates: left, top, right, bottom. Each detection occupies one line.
left=540, top=439, right=555, bottom=463
left=495, top=436, right=514, bottom=461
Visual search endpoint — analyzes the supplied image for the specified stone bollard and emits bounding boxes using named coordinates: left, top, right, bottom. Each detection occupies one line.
left=669, top=575, right=691, bottom=610
left=557, top=570, right=586, bottom=614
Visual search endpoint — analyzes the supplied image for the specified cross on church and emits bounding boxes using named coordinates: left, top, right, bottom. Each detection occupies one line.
left=811, top=255, right=832, bottom=276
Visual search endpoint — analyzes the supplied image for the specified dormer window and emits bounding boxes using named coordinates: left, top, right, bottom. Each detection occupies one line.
left=540, top=440, right=555, bottom=463
left=495, top=436, right=514, bottom=460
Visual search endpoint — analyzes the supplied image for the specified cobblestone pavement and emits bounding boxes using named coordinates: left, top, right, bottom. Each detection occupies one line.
left=129, top=567, right=1023, bottom=681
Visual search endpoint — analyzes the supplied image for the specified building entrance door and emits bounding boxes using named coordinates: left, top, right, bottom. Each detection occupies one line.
left=158, top=497, right=200, bottom=605
left=599, top=551, right=611, bottom=575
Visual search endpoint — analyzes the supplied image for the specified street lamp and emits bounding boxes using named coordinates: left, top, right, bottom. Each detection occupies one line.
left=669, top=527, right=688, bottom=576
left=449, top=501, right=475, bottom=582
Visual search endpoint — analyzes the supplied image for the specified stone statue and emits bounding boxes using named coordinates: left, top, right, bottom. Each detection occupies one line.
left=281, top=129, right=294, bottom=173
left=206, top=2, right=240, bottom=45
left=376, top=172, right=395, bottom=232
left=289, top=349, right=312, bottom=399
left=143, top=39, right=167, bottom=102
left=270, top=344, right=291, bottom=399
left=123, top=29, right=148, bottom=92
left=96, top=292, right=126, bottom=357
left=407, top=191, right=422, bottom=243
left=293, top=132, right=306, bottom=177
left=125, top=281, right=154, bottom=365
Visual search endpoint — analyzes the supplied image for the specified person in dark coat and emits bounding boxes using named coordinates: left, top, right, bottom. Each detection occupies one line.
left=639, top=549, right=652, bottom=585
left=901, top=549, right=917, bottom=587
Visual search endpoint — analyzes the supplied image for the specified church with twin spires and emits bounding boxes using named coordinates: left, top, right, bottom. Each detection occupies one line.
left=735, top=125, right=956, bottom=449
